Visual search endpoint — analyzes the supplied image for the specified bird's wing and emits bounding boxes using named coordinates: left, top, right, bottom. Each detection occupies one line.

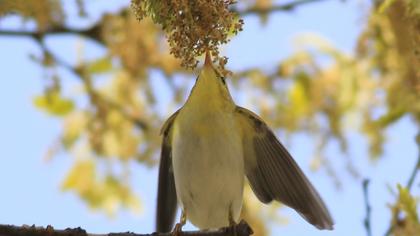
left=235, top=106, right=334, bottom=230
left=156, top=110, right=180, bottom=232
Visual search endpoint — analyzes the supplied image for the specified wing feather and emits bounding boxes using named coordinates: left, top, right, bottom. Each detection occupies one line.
left=156, top=110, right=180, bottom=232
left=236, top=106, right=334, bottom=230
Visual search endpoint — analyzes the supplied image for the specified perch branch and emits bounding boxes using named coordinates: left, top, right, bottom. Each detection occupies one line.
left=0, top=220, right=253, bottom=236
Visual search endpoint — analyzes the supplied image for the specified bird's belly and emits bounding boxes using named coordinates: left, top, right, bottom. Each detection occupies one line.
left=172, top=118, right=244, bottom=229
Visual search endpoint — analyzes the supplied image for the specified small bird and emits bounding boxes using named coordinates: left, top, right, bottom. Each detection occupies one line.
left=156, top=52, right=334, bottom=233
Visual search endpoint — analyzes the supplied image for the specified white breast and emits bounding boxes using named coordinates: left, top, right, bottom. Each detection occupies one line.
left=172, top=110, right=244, bottom=229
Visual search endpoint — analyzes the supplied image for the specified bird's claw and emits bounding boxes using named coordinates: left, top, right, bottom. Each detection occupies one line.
left=171, top=223, right=183, bottom=236
left=228, top=212, right=238, bottom=236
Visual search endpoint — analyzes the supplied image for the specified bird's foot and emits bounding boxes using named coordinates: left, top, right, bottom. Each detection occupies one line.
left=230, top=224, right=238, bottom=236
left=171, top=209, right=187, bottom=236
left=229, top=211, right=238, bottom=236
left=171, top=222, right=184, bottom=236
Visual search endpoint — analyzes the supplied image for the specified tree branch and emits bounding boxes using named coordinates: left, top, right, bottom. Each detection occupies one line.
left=362, top=179, right=373, bottom=236
left=0, top=0, right=334, bottom=130
left=0, top=0, right=332, bottom=40
left=0, top=220, right=253, bottom=236
left=236, top=0, right=332, bottom=16
left=76, top=70, right=150, bottom=131
left=8, top=28, right=150, bottom=131
left=0, top=25, right=102, bottom=43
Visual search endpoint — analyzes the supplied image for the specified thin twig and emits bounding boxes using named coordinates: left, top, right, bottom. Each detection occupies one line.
left=28, top=33, right=150, bottom=131
left=362, top=179, right=373, bottom=236
left=77, top=71, right=149, bottom=131
left=0, top=1, right=334, bottom=129
left=0, top=220, right=253, bottom=236
left=236, top=0, right=331, bottom=16
left=406, top=131, right=420, bottom=191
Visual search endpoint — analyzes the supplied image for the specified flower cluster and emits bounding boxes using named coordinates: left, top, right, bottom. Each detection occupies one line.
left=131, top=0, right=243, bottom=70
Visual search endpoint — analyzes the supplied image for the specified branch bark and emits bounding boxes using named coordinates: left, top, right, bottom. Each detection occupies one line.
left=0, top=220, right=253, bottom=236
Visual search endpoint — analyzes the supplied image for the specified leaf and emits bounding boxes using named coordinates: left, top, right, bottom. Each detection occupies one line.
left=61, top=112, right=87, bottom=149
left=104, top=175, right=141, bottom=213
left=61, top=160, right=95, bottom=192
left=33, top=91, right=74, bottom=116
left=397, top=184, right=419, bottom=223
left=376, top=106, right=406, bottom=128
left=87, top=57, right=112, bottom=74
left=61, top=160, right=141, bottom=215
left=406, top=0, right=420, bottom=17
left=378, top=0, right=397, bottom=13
left=288, top=72, right=310, bottom=116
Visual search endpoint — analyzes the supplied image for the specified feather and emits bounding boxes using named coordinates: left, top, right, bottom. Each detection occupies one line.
left=235, top=106, right=334, bottom=230
left=156, top=110, right=180, bottom=232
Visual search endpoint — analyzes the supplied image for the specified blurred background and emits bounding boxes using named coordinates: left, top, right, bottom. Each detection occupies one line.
left=0, top=0, right=419, bottom=236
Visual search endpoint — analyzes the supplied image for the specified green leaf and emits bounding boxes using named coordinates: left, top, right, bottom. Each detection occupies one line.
left=87, top=57, right=112, bottom=74
left=33, top=91, right=74, bottom=116
left=61, top=160, right=95, bottom=192
left=397, top=184, right=419, bottom=222
left=376, top=106, right=406, bottom=128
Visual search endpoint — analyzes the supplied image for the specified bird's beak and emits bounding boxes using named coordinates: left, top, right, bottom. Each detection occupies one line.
left=204, top=51, right=213, bottom=68
left=199, top=51, right=216, bottom=81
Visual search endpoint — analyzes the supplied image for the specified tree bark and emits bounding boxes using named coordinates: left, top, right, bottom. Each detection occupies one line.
left=0, top=220, right=253, bottom=236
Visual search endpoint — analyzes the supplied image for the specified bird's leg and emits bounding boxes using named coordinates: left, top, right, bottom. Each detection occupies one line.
left=172, top=209, right=187, bottom=236
left=228, top=206, right=238, bottom=236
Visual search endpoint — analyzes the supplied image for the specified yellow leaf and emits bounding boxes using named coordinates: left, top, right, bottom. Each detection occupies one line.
left=62, top=112, right=87, bottom=149
left=288, top=73, right=310, bottom=116
left=61, top=160, right=95, bottom=193
left=87, top=57, right=112, bottom=74
left=33, top=91, right=74, bottom=116
left=397, top=184, right=419, bottom=222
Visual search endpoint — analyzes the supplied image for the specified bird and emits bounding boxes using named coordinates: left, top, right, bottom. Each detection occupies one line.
left=156, top=51, right=334, bottom=234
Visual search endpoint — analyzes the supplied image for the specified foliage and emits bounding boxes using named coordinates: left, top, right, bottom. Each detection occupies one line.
left=34, top=90, right=74, bottom=116
left=388, top=185, right=420, bottom=236
left=358, top=0, right=420, bottom=157
left=0, top=0, right=419, bottom=235
left=0, top=0, right=64, bottom=31
left=62, top=160, right=141, bottom=215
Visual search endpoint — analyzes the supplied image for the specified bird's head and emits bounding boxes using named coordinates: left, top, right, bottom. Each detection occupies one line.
left=185, top=51, right=233, bottom=110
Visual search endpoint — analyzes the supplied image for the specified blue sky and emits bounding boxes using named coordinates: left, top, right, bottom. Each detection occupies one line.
left=0, top=1, right=418, bottom=236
